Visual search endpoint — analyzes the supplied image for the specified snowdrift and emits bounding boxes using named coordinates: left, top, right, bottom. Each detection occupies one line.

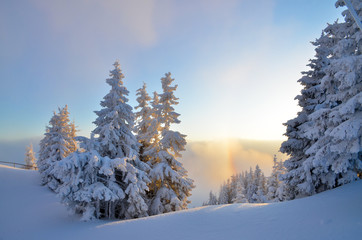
left=0, top=165, right=361, bottom=240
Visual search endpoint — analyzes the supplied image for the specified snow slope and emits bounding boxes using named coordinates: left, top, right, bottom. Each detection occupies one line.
left=0, top=165, right=361, bottom=240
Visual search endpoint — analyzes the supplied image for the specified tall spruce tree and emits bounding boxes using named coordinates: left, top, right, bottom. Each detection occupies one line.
left=281, top=0, right=361, bottom=197
left=93, top=61, right=138, bottom=160
left=148, top=72, right=194, bottom=215
left=92, top=61, right=149, bottom=219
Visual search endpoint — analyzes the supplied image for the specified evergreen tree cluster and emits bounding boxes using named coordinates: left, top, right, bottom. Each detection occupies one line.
left=280, top=0, right=362, bottom=199
left=38, top=61, right=193, bottom=220
left=203, top=157, right=286, bottom=206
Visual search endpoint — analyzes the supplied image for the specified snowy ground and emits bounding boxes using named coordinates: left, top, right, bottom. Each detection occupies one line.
left=0, top=165, right=361, bottom=240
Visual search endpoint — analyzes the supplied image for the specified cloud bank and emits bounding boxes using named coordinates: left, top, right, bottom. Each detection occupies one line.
left=182, top=139, right=286, bottom=207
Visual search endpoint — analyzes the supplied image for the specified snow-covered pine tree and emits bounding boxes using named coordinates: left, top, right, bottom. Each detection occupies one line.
left=280, top=29, right=334, bottom=199
left=142, top=91, right=162, bottom=207
left=229, top=174, right=239, bottom=203
left=92, top=61, right=149, bottom=219
left=145, top=91, right=163, bottom=157
left=203, top=191, right=218, bottom=206
left=134, top=83, right=153, bottom=164
left=302, top=0, right=362, bottom=192
left=251, top=165, right=267, bottom=203
left=267, top=155, right=286, bottom=202
left=148, top=72, right=194, bottom=215
left=281, top=0, right=361, bottom=197
left=25, top=144, right=37, bottom=170
left=218, top=174, right=239, bottom=204
left=259, top=172, right=267, bottom=201
left=143, top=92, right=162, bottom=158
left=38, top=126, right=51, bottom=183
left=218, top=182, right=230, bottom=204
left=150, top=91, right=161, bottom=135
left=245, top=167, right=255, bottom=202
left=143, top=92, right=163, bottom=160
left=38, top=105, right=77, bottom=191
left=68, top=121, right=77, bottom=153
left=52, top=147, right=133, bottom=220
left=232, top=176, right=248, bottom=203
left=93, top=61, right=139, bottom=160
left=267, top=156, right=280, bottom=202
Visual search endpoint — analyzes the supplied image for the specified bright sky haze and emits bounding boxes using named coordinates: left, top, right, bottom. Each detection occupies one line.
left=0, top=0, right=344, bottom=142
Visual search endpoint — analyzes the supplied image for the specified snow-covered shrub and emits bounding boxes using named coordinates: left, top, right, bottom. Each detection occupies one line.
left=52, top=148, right=150, bottom=220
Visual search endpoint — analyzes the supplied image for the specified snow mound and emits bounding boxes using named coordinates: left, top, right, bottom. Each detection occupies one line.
left=0, top=165, right=361, bottom=240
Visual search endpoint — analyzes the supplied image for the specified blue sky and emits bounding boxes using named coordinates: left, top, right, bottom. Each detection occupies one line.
left=0, top=0, right=343, bottom=142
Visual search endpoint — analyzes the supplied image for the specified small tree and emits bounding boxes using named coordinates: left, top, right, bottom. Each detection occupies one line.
left=25, top=144, right=37, bottom=169
left=38, top=105, right=77, bottom=191
left=218, top=182, right=230, bottom=204
left=245, top=167, right=255, bottom=202
left=217, top=183, right=229, bottom=204
left=251, top=165, right=267, bottom=203
left=267, top=155, right=286, bottom=202
left=229, top=174, right=239, bottom=203
left=232, top=179, right=248, bottom=203
left=203, top=191, right=218, bottom=206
